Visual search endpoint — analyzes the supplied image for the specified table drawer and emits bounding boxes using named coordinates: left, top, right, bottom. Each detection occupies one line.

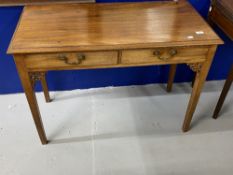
left=121, top=47, right=209, bottom=65
left=24, top=51, right=118, bottom=70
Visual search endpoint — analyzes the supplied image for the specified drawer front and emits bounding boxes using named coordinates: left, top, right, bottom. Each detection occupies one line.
left=121, top=47, right=209, bottom=65
left=24, top=51, right=118, bottom=70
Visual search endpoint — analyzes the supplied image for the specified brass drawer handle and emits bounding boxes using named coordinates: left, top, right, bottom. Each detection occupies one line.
left=153, top=48, right=177, bottom=61
left=58, top=53, right=86, bottom=65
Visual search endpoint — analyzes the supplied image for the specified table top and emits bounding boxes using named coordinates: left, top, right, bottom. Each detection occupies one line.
left=8, top=0, right=223, bottom=54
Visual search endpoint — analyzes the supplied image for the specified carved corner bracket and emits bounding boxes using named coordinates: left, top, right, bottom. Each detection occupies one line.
left=187, top=63, right=203, bottom=73
left=29, top=72, right=46, bottom=87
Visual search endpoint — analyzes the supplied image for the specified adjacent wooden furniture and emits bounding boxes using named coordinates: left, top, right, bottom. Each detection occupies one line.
left=209, top=0, right=233, bottom=40
left=208, top=0, right=233, bottom=119
left=8, top=1, right=222, bottom=144
left=213, top=65, right=233, bottom=119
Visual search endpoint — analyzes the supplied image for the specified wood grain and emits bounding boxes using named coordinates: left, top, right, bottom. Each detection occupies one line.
left=121, top=46, right=208, bottom=64
left=8, top=1, right=222, bottom=144
left=14, top=55, right=48, bottom=144
left=8, top=1, right=222, bottom=54
left=209, top=6, right=233, bottom=40
left=40, top=72, right=52, bottom=103
left=213, top=65, right=233, bottom=119
left=24, top=51, right=118, bottom=70
left=167, top=64, right=177, bottom=92
left=21, top=46, right=209, bottom=71
left=182, top=45, right=217, bottom=132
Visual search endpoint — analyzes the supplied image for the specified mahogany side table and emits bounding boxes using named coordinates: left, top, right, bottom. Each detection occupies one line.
left=8, top=1, right=223, bottom=144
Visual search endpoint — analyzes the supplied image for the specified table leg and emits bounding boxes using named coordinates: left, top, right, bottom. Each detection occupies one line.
left=29, top=72, right=51, bottom=103
left=167, top=64, right=177, bottom=92
left=213, top=65, right=233, bottom=119
left=40, top=72, right=52, bottom=103
left=207, top=7, right=215, bottom=27
left=182, top=46, right=217, bottom=132
left=191, top=73, right=196, bottom=87
left=14, top=55, right=48, bottom=144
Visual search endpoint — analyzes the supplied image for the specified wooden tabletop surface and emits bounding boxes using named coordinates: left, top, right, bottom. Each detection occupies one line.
left=8, top=0, right=223, bottom=54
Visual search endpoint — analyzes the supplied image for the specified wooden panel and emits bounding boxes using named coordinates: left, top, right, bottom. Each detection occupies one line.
left=0, top=0, right=94, bottom=6
left=209, top=6, right=233, bottom=40
left=24, top=51, right=118, bottom=70
left=23, top=46, right=210, bottom=71
left=121, top=46, right=209, bottom=65
left=8, top=1, right=223, bottom=54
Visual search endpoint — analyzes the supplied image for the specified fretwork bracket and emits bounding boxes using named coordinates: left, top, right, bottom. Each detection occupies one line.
left=29, top=72, right=46, bottom=87
left=187, top=63, right=203, bottom=73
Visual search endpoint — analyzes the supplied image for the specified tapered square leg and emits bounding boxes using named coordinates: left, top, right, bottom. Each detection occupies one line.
left=30, top=72, right=52, bottom=103
left=40, top=72, right=52, bottom=103
left=191, top=73, right=196, bottom=87
left=213, top=65, right=233, bottom=119
left=14, top=55, right=48, bottom=145
left=167, top=64, right=177, bottom=92
left=182, top=46, right=217, bottom=132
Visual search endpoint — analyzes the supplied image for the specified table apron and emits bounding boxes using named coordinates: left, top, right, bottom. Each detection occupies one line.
left=21, top=46, right=210, bottom=72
